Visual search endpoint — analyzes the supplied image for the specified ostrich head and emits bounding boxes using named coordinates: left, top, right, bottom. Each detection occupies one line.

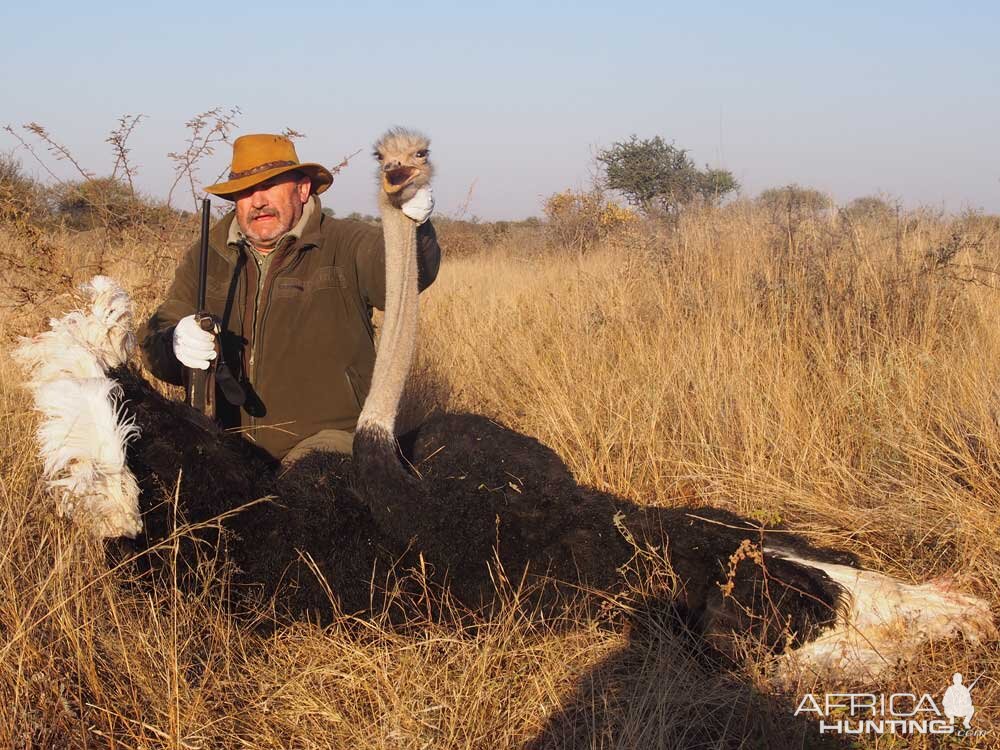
left=373, top=128, right=433, bottom=208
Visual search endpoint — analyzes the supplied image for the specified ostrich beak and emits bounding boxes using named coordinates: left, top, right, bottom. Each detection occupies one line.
left=382, top=166, right=419, bottom=194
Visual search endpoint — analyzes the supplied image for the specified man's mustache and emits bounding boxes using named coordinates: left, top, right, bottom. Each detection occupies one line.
left=249, top=208, right=278, bottom=220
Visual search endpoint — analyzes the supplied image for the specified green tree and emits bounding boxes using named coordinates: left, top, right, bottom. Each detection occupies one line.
left=597, top=135, right=738, bottom=215
left=757, top=184, right=829, bottom=218
left=698, top=167, right=740, bottom=206
left=842, top=195, right=896, bottom=222
left=757, top=184, right=832, bottom=246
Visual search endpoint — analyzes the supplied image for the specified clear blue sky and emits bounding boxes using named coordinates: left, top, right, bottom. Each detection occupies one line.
left=3, top=1, right=998, bottom=219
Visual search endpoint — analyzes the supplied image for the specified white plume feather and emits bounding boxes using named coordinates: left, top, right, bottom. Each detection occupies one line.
left=13, top=276, right=142, bottom=538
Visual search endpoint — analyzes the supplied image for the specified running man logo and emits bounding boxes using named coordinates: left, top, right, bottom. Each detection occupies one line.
left=794, top=673, right=988, bottom=738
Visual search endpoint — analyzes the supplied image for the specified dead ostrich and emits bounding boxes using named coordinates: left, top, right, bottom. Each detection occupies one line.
left=13, top=129, right=995, bottom=683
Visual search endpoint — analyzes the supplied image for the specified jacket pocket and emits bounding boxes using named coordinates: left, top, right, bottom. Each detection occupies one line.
left=306, top=265, right=346, bottom=293
left=274, top=277, right=305, bottom=299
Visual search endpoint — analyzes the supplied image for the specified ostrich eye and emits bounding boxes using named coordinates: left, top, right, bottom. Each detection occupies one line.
left=415, top=149, right=428, bottom=158
left=373, top=151, right=384, bottom=161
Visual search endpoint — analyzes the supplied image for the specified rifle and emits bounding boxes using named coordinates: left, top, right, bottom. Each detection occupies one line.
left=185, top=199, right=217, bottom=417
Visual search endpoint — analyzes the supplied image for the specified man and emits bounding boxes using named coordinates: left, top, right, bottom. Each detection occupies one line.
left=140, top=133, right=440, bottom=462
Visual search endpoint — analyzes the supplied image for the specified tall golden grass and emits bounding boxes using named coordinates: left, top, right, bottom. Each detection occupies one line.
left=2, top=197, right=1000, bottom=747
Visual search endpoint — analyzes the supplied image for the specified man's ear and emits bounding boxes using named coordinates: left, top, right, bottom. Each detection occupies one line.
left=297, top=177, right=312, bottom=203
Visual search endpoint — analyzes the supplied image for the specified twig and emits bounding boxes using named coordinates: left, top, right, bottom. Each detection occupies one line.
left=453, top=178, right=478, bottom=220
left=22, top=122, right=94, bottom=181
left=167, top=106, right=241, bottom=211
left=329, top=148, right=361, bottom=181
left=107, top=113, right=145, bottom=196
left=4, top=125, right=66, bottom=184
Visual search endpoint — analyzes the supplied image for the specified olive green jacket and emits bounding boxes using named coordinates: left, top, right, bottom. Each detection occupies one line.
left=139, top=197, right=441, bottom=459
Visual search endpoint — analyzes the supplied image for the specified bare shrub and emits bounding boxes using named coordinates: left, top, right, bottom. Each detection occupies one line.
left=434, top=217, right=547, bottom=259
left=543, top=189, right=639, bottom=254
left=0, top=153, right=51, bottom=227
left=51, top=176, right=144, bottom=231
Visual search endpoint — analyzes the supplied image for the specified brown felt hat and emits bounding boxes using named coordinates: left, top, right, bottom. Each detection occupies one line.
left=204, top=134, right=334, bottom=199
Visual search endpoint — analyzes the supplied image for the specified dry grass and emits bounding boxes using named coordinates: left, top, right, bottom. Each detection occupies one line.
left=2, top=198, right=1000, bottom=747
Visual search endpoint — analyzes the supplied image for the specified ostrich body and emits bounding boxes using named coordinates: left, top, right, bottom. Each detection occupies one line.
left=13, top=129, right=996, bottom=684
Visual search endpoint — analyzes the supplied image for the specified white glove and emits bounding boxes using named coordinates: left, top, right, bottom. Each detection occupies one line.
left=402, top=186, right=434, bottom=224
left=173, top=314, right=217, bottom=370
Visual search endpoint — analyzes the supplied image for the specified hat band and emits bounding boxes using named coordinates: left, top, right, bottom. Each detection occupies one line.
left=228, top=160, right=298, bottom=180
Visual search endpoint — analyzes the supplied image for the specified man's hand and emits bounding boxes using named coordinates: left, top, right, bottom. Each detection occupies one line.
left=173, top=314, right=217, bottom=370
left=402, top=186, right=434, bottom=224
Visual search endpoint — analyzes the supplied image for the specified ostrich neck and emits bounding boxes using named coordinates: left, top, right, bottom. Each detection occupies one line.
left=357, top=198, right=419, bottom=435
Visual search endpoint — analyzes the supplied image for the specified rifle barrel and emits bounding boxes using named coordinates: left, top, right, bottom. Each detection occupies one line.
left=197, top=198, right=210, bottom=311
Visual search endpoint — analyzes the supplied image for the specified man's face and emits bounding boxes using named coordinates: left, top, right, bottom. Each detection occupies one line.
left=233, top=172, right=312, bottom=249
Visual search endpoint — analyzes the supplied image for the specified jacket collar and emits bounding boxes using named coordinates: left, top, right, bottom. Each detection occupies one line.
left=297, top=194, right=326, bottom=249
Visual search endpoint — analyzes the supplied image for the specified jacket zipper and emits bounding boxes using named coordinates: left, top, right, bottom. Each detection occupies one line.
left=247, top=238, right=299, bottom=436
